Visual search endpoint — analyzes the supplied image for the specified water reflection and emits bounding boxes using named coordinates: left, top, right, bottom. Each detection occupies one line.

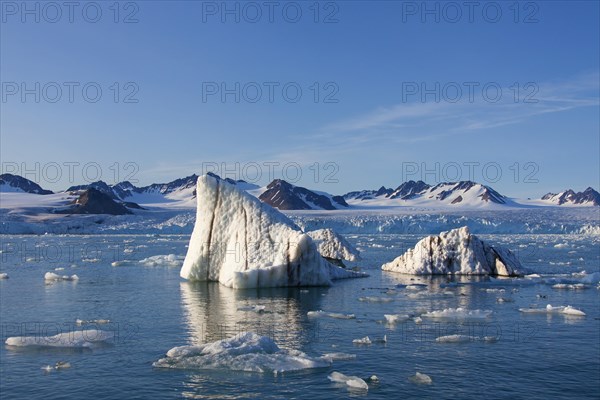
left=179, top=282, right=329, bottom=350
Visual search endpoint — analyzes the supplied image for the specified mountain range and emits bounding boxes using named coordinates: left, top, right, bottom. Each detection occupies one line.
left=1, top=173, right=598, bottom=210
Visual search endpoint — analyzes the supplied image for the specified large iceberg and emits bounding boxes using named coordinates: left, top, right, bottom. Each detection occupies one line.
left=180, top=175, right=361, bottom=288
left=382, top=226, right=523, bottom=276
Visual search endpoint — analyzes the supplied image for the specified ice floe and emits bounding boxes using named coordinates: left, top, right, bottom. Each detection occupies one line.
left=328, top=371, right=369, bottom=390
left=0, top=273, right=8, bottom=279
left=44, top=272, right=79, bottom=282
left=384, top=314, right=411, bottom=324
left=421, top=307, right=492, bottom=321
left=307, top=310, right=356, bottom=319
left=409, top=372, right=432, bottom=384
left=139, top=254, right=184, bottom=267
left=352, top=336, right=372, bottom=345
left=519, top=304, right=586, bottom=316
left=152, top=332, right=329, bottom=373
left=5, top=330, right=113, bottom=348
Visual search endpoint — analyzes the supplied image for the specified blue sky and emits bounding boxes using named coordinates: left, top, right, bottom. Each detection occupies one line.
left=1, top=0, right=598, bottom=198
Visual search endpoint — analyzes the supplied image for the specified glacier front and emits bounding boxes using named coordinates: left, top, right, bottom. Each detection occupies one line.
left=180, top=175, right=360, bottom=288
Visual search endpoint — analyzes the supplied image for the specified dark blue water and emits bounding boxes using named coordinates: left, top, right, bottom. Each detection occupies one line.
left=1, top=234, right=598, bottom=399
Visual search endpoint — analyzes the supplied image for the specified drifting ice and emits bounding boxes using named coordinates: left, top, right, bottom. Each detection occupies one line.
left=519, top=304, right=586, bottom=316
left=328, top=371, right=369, bottom=390
left=44, top=272, right=79, bottom=282
left=5, top=329, right=112, bottom=348
left=153, top=332, right=329, bottom=373
left=382, top=226, right=523, bottom=276
left=421, top=307, right=492, bottom=321
left=180, top=175, right=363, bottom=288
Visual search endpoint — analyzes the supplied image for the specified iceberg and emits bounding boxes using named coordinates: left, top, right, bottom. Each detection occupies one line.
left=382, top=226, right=523, bottom=276
left=0, top=273, right=8, bottom=279
left=180, top=175, right=363, bottom=288
left=307, top=310, right=356, bottom=320
left=153, top=332, right=329, bottom=373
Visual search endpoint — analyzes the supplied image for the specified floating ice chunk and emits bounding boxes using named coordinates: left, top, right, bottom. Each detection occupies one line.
left=435, top=335, right=473, bottom=343
left=139, top=254, right=183, bottom=267
left=405, top=284, right=427, bottom=291
left=352, top=336, right=372, bottom=345
left=44, top=272, right=79, bottom=282
left=54, top=361, right=71, bottom=369
left=237, top=305, right=266, bottom=313
left=409, top=372, right=432, bottom=384
left=369, top=375, right=379, bottom=382
left=359, top=296, right=394, bottom=303
left=413, top=317, right=423, bottom=324
left=41, top=365, right=54, bottom=372
left=6, top=330, right=113, bottom=348
left=328, top=371, right=368, bottom=390
left=76, top=319, right=111, bottom=326
left=307, top=310, right=355, bottom=319
left=153, top=332, right=328, bottom=373
left=562, top=306, right=586, bottom=316
left=483, top=288, right=505, bottom=293
left=0, top=273, right=8, bottom=279
left=384, top=314, right=410, bottom=324
left=519, top=304, right=586, bottom=316
left=181, top=175, right=364, bottom=288
left=525, top=274, right=541, bottom=279
left=321, top=352, right=356, bottom=361
left=421, top=307, right=492, bottom=321
left=496, top=297, right=514, bottom=303
left=306, top=228, right=361, bottom=262
left=552, top=283, right=588, bottom=290
left=553, top=243, right=569, bottom=249
left=382, top=227, right=524, bottom=276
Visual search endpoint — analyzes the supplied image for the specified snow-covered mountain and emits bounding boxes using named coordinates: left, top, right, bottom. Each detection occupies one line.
left=540, top=187, right=600, bottom=206
left=344, top=180, right=507, bottom=207
left=0, top=174, right=53, bottom=194
left=65, top=173, right=259, bottom=205
left=256, top=179, right=349, bottom=210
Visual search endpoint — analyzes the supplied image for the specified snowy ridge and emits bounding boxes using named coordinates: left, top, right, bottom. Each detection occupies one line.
left=539, top=187, right=600, bottom=207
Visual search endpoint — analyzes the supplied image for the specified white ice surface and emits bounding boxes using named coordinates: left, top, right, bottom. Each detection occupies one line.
left=5, top=330, right=113, bottom=348
left=180, top=175, right=360, bottom=288
left=306, top=228, right=361, bottom=261
left=382, top=226, right=523, bottom=276
left=421, top=307, right=492, bottom=321
left=328, top=371, right=369, bottom=390
left=153, top=332, right=329, bottom=373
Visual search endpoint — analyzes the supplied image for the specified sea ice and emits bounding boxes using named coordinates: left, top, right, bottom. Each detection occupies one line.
left=321, top=352, right=357, bottom=361
left=328, top=371, right=369, bottom=390
left=139, top=254, right=183, bottom=267
left=6, top=330, right=113, bottom=348
left=409, top=372, right=432, bottom=384
left=44, top=272, right=79, bottom=282
left=382, top=226, right=523, bottom=276
left=519, top=304, right=586, bottom=316
left=307, top=310, right=356, bottom=319
left=384, top=314, right=410, bottom=324
left=153, top=332, right=329, bottom=373
left=421, top=307, right=492, bottom=321
left=435, top=335, right=473, bottom=343
left=352, top=336, right=372, bottom=345
left=0, top=273, right=8, bottom=279
left=359, top=296, right=394, bottom=303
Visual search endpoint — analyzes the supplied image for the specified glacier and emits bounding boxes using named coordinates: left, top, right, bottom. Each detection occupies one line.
left=180, top=175, right=362, bottom=288
left=382, top=226, right=524, bottom=276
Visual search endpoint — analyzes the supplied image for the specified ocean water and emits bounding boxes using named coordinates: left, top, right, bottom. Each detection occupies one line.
left=0, top=233, right=598, bottom=399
